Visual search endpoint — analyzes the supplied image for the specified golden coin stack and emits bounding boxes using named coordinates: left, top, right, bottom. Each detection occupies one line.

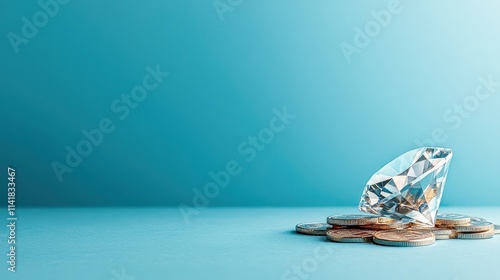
left=295, top=213, right=500, bottom=247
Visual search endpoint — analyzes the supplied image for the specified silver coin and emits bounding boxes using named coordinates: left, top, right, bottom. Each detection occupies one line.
left=434, top=234, right=451, bottom=240
left=456, top=229, right=495, bottom=239
left=469, top=216, right=487, bottom=223
left=296, top=222, right=332, bottom=235
left=494, top=224, right=500, bottom=234
left=453, top=221, right=494, bottom=233
left=436, top=213, right=470, bottom=225
left=327, top=214, right=380, bottom=226
left=373, top=230, right=435, bottom=247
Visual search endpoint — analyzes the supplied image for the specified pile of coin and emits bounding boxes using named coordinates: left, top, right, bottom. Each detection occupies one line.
left=295, top=213, right=500, bottom=247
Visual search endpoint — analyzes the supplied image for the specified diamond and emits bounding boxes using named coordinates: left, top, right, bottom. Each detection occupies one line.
left=359, top=147, right=453, bottom=226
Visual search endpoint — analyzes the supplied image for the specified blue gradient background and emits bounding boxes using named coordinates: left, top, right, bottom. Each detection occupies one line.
left=1, top=0, right=500, bottom=207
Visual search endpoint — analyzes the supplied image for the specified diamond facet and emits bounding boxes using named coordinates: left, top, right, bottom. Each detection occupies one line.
left=359, top=147, right=453, bottom=226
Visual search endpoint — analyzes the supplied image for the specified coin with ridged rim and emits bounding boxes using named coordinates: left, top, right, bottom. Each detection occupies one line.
left=327, top=214, right=380, bottom=226
left=373, top=230, right=435, bottom=247
left=295, top=222, right=332, bottom=235
left=495, top=225, right=500, bottom=234
left=436, top=213, right=471, bottom=225
left=453, top=221, right=494, bottom=233
left=456, top=229, right=494, bottom=239
left=326, top=229, right=377, bottom=243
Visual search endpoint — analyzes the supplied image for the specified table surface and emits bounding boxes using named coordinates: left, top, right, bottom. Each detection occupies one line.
left=1, top=207, right=499, bottom=280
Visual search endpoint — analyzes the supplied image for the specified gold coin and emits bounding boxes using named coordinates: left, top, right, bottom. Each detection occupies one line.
left=410, top=225, right=455, bottom=235
left=436, top=213, right=471, bottom=225
left=456, top=229, right=495, bottom=239
left=377, top=216, right=396, bottom=223
left=360, top=222, right=409, bottom=230
left=295, top=222, right=332, bottom=235
left=453, top=221, right=494, bottom=233
left=326, top=229, right=377, bottom=243
left=331, top=224, right=348, bottom=229
left=373, top=230, right=435, bottom=247
left=326, top=214, right=380, bottom=226
left=434, top=223, right=455, bottom=228
left=434, top=232, right=457, bottom=240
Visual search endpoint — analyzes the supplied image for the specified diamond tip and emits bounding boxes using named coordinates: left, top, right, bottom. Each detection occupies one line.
left=422, top=147, right=453, bottom=159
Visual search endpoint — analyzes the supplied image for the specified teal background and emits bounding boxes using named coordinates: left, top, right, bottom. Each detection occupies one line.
left=2, top=0, right=500, bottom=207
left=1, top=207, right=499, bottom=280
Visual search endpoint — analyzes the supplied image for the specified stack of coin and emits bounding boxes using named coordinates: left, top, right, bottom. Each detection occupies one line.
left=431, top=213, right=496, bottom=240
left=295, top=212, right=499, bottom=247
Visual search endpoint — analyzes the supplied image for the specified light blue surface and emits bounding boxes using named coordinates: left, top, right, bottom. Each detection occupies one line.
left=2, top=1, right=500, bottom=207
left=1, top=207, right=498, bottom=279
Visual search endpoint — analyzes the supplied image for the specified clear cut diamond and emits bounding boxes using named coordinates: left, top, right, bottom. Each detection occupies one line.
left=359, top=147, right=453, bottom=226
